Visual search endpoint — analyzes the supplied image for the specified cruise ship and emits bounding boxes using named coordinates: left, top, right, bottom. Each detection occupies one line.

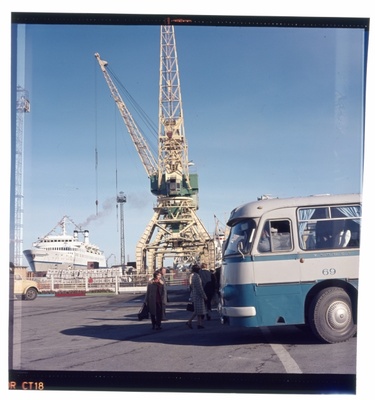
left=23, top=216, right=107, bottom=273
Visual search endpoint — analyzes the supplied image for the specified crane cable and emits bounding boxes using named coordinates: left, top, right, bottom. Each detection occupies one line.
left=108, top=66, right=159, bottom=157
left=94, top=59, right=99, bottom=216
left=115, top=105, right=120, bottom=234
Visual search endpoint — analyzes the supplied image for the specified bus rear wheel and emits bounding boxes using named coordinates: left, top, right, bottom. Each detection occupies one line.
left=308, top=287, right=356, bottom=344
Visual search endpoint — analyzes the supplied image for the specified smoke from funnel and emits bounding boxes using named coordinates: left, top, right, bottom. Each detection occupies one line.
left=79, top=197, right=116, bottom=227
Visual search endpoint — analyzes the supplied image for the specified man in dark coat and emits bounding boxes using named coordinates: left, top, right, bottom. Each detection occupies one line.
left=144, top=271, right=165, bottom=330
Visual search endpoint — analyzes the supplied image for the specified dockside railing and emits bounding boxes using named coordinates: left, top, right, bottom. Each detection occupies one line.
left=33, top=269, right=190, bottom=295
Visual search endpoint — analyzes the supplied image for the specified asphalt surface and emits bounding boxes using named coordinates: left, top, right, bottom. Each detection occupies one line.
left=9, top=288, right=356, bottom=394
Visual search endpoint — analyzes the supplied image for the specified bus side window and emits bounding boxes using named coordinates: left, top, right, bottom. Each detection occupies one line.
left=298, top=204, right=361, bottom=250
left=258, top=220, right=292, bottom=253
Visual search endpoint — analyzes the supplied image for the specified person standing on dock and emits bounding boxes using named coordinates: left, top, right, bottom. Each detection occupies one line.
left=186, top=264, right=207, bottom=329
left=199, top=263, right=215, bottom=321
left=145, top=271, right=165, bottom=330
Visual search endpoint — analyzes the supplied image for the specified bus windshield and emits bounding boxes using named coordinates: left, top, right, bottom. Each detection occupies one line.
left=224, top=219, right=257, bottom=256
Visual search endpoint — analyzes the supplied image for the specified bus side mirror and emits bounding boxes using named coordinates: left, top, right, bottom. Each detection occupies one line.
left=237, top=240, right=245, bottom=258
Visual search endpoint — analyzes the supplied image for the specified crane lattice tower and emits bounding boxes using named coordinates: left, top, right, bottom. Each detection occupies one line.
left=95, top=25, right=215, bottom=273
left=11, top=86, right=30, bottom=267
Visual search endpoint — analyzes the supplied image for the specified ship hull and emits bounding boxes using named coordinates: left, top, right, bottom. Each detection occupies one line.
left=23, top=249, right=106, bottom=273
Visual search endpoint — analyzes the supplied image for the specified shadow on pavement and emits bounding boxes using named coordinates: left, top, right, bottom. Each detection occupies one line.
left=61, top=290, right=322, bottom=346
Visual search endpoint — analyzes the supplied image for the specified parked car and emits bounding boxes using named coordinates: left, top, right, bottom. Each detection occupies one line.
left=12, top=274, right=39, bottom=300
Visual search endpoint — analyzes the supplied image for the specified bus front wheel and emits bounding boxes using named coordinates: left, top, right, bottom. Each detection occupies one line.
left=308, top=287, right=356, bottom=344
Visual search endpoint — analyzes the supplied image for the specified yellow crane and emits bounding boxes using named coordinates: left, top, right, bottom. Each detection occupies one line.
left=95, top=25, right=214, bottom=272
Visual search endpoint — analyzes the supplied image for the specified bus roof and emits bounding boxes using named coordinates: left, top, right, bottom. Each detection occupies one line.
left=227, top=193, right=361, bottom=225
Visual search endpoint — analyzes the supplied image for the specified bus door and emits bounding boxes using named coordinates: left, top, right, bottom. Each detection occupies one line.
left=252, top=218, right=303, bottom=325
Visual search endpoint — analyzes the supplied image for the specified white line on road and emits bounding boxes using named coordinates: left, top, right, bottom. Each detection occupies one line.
left=261, top=327, right=303, bottom=373
left=269, top=343, right=302, bottom=373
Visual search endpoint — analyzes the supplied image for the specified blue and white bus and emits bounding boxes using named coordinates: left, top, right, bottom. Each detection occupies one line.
left=219, top=193, right=361, bottom=343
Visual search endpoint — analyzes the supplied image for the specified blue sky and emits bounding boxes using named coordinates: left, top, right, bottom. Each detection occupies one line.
left=13, top=20, right=366, bottom=267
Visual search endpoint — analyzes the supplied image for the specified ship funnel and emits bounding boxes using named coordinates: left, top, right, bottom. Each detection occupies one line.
left=84, top=230, right=89, bottom=243
left=73, top=230, right=78, bottom=239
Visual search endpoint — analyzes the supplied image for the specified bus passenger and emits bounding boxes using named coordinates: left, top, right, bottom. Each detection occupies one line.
left=258, top=226, right=271, bottom=252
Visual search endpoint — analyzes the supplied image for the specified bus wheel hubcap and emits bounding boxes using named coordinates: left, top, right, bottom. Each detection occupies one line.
left=327, top=301, right=351, bottom=330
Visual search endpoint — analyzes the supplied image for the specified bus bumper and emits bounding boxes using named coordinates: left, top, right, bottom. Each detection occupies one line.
left=220, top=305, right=257, bottom=318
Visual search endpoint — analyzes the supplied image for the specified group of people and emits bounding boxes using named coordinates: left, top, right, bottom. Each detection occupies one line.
left=143, top=263, right=217, bottom=331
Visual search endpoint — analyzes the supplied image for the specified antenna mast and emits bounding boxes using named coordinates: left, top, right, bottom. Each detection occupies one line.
left=117, top=191, right=127, bottom=265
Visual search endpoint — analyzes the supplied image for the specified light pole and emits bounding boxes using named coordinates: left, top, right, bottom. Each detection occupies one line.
left=117, top=191, right=127, bottom=266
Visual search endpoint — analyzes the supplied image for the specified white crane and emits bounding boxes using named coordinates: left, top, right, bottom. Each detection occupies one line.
left=11, top=86, right=30, bottom=267
left=95, top=25, right=214, bottom=272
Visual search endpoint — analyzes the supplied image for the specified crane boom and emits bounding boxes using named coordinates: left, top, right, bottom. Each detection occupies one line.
left=94, top=53, right=158, bottom=178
